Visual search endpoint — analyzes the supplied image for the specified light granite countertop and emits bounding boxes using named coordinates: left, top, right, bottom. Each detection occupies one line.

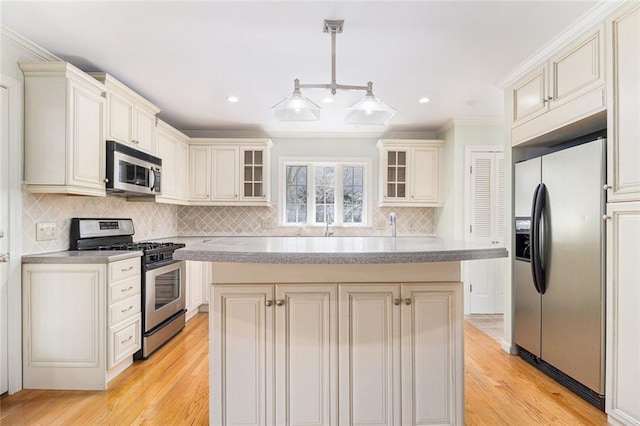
left=22, top=250, right=143, bottom=264
left=173, top=236, right=508, bottom=264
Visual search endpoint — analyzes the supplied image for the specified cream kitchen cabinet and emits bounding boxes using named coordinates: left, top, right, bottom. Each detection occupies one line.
left=211, top=283, right=337, bottom=426
left=22, top=256, right=142, bottom=390
left=606, top=3, right=640, bottom=203
left=189, top=139, right=272, bottom=206
left=156, top=119, right=189, bottom=204
left=20, top=62, right=107, bottom=197
left=606, top=202, right=640, bottom=426
left=89, top=72, right=160, bottom=154
left=511, top=25, right=606, bottom=146
left=377, top=139, right=443, bottom=207
left=339, top=283, right=463, bottom=425
left=185, top=260, right=206, bottom=320
left=211, top=280, right=462, bottom=425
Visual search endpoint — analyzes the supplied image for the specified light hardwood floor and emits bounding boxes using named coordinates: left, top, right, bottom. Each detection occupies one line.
left=1, top=312, right=607, bottom=425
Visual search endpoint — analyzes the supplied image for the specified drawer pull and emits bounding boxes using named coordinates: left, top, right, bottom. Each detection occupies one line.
left=121, top=286, right=134, bottom=293
left=121, top=306, right=134, bottom=313
left=121, top=266, right=134, bottom=272
left=121, top=335, right=133, bottom=344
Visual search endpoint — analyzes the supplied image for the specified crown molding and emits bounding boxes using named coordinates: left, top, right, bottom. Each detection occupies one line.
left=1, top=25, right=60, bottom=62
left=496, top=0, right=627, bottom=89
left=184, top=129, right=439, bottom=140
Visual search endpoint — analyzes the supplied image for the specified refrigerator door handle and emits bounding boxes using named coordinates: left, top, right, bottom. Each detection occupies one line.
left=530, top=184, right=541, bottom=294
left=531, top=183, right=547, bottom=294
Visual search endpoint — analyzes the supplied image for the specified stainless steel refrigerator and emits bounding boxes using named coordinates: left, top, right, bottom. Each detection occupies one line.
left=513, top=138, right=606, bottom=410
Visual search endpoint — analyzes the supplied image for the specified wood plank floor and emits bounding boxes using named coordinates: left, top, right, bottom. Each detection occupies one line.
left=1, top=312, right=608, bottom=425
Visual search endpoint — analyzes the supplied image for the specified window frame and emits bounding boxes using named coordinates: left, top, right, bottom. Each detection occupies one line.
left=279, top=157, right=371, bottom=227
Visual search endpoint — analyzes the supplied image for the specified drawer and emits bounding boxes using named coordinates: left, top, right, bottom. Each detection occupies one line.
left=109, top=313, right=141, bottom=369
left=109, top=257, right=140, bottom=283
left=110, top=294, right=141, bottom=325
left=109, top=275, right=141, bottom=304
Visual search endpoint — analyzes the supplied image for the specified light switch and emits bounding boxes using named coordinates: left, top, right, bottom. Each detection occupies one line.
left=36, top=222, right=57, bottom=241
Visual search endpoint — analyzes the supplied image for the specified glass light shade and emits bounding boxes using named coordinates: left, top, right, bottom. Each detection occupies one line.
left=345, top=93, right=396, bottom=126
left=272, top=89, right=321, bottom=121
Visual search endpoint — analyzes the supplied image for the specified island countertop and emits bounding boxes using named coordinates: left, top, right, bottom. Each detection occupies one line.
left=173, top=236, right=508, bottom=264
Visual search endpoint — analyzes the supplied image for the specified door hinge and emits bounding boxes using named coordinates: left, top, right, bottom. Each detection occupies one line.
left=470, top=284, right=473, bottom=293
left=470, top=225, right=472, bottom=233
left=470, top=165, right=473, bottom=174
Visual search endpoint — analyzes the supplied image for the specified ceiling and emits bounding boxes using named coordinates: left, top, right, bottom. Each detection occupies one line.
left=1, top=1, right=601, bottom=136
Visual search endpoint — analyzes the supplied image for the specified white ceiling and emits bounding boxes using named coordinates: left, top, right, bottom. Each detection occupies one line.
left=1, top=1, right=601, bottom=136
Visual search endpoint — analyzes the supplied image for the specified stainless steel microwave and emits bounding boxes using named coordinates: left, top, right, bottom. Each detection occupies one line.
left=106, top=141, right=162, bottom=196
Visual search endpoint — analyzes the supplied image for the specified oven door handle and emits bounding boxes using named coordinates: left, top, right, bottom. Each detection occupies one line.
left=145, top=258, right=182, bottom=271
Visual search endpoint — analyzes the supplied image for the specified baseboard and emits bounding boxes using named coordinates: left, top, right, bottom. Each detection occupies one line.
left=501, top=339, right=517, bottom=354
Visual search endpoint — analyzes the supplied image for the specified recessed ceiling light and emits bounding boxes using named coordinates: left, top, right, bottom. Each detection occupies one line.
left=418, top=97, right=430, bottom=104
left=227, top=96, right=239, bottom=103
left=323, top=97, right=334, bottom=104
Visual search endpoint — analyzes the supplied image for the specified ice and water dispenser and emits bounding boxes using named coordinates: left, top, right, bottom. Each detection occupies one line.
left=515, top=217, right=531, bottom=262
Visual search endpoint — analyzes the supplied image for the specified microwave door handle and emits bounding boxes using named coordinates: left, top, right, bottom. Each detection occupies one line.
left=149, top=167, right=156, bottom=191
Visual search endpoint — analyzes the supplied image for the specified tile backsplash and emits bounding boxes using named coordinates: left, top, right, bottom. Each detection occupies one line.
left=22, top=194, right=178, bottom=254
left=22, top=194, right=435, bottom=254
left=177, top=204, right=435, bottom=237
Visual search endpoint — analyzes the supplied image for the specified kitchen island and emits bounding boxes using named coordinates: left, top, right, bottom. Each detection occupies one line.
left=174, top=237, right=507, bottom=426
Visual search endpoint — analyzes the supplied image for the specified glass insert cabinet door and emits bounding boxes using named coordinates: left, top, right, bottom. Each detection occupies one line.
left=243, top=149, right=264, bottom=198
left=386, top=150, right=407, bottom=198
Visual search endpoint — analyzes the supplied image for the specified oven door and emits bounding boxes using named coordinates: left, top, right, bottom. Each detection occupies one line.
left=144, top=260, right=186, bottom=332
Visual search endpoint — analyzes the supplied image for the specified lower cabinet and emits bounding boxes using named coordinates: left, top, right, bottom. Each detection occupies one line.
left=22, top=257, right=141, bottom=390
left=606, top=202, right=640, bottom=425
left=211, top=282, right=463, bottom=425
left=185, top=260, right=206, bottom=320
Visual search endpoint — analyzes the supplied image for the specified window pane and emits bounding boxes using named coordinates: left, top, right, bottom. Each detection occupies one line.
left=244, top=166, right=252, bottom=181
left=398, top=151, right=406, bottom=165
left=244, top=150, right=253, bottom=165
left=327, top=207, right=334, bottom=223
left=354, top=167, right=363, bottom=185
left=254, top=150, right=263, bottom=164
left=344, top=167, right=353, bottom=185
left=244, top=183, right=252, bottom=197
left=254, top=166, right=262, bottom=181
left=254, top=183, right=262, bottom=197
left=286, top=165, right=307, bottom=223
left=326, top=188, right=335, bottom=204
left=398, top=166, right=406, bottom=182
left=388, top=151, right=396, bottom=165
left=316, top=205, right=325, bottom=223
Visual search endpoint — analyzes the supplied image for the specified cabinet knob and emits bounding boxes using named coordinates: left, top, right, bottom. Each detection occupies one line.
left=0, top=253, right=9, bottom=263
left=602, top=215, right=611, bottom=221
left=104, top=178, right=110, bottom=183
left=393, top=298, right=401, bottom=306
left=265, top=300, right=273, bottom=307
left=404, top=298, right=412, bottom=306
left=275, top=299, right=285, bottom=307
left=603, top=184, right=612, bottom=191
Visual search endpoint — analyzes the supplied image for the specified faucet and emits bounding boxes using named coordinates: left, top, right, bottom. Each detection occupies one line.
left=389, top=212, right=397, bottom=238
left=324, top=221, right=334, bottom=237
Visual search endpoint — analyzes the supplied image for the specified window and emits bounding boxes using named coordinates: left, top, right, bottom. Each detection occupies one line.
left=282, top=160, right=367, bottom=226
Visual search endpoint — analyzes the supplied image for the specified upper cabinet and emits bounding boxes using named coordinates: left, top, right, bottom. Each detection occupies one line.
left=155, top=120, right=189, bottom=204
left=20, top=62, right=107, bottom=197
left=89, top=73, right=160, bottom=154
left=189, top=139, right=272, bottom=206
left=377, top=139, right=443, bottom=207
left=511, top=25, right=606, bottom=146
left=606, top=3, right=640, bottom=203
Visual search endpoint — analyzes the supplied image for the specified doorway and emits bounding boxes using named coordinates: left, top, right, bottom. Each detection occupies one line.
left=464, top=147, right=506, bottom=314
left=1, top=73, right=23, bottom=394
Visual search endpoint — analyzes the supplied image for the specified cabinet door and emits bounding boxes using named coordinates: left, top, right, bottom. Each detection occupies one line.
left=607, top=4, right=640, bottom=202
left=23, top=264, right=107, bottom=390
left=189, top=145, right=211, bottom=201
left=211, top=146, right=239, bottom=200
left=157, top=129, right=177, bottom=198
left=68, top=81, right=105, bottom=190
left=401, top=284, right=464, bottom=425
left=134, top=106, right=156, bottom=154
left=339, top=284, right=401, bottom=426
left=107, top=92, right=134, bottom=144
left=275, top=285, right=337, bottom=426
left=176, top=140, right=189, bottom=200
left=549, top=26, right=604, bottom=109
left=606, top=202, right=640, bottom=425
left=211, top=285, right=274, bottom=426
left=511, top=66, right=548, bottom=127
left=383, top=150, right=408, bottom=200
left=411, top=147, right=439, bottom=203
left=241, top=148, right=267, bottom=200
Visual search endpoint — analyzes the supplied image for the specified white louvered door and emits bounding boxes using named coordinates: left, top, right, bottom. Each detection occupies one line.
left=465, top=150, right=505, bottom=314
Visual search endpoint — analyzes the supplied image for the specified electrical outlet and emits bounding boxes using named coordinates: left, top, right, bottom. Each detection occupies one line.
left=261, top=219, right=275, bottom=230
left=36, top=222, right=57, bottom=241
left=408, top=221, right=415, bottom=231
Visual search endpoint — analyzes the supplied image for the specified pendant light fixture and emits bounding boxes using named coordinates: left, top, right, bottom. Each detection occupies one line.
left=272, top=19, right=396, bottom=126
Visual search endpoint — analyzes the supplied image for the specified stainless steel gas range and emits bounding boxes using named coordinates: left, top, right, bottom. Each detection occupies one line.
left=70, top=218, right=186, bottom=359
